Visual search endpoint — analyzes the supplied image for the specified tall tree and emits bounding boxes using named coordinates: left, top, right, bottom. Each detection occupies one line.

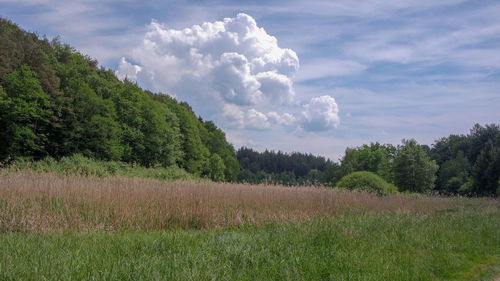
left=471, top=140, right=500, bottom=196
left=0, top=65, right=52, bottom=159
left=207, top=153, right=225, bottom=182
left=338, top=143, right=395, bottom=183
left=437, top=150, right=470, bottom=193
left=393, top=139, right=439, bottom=192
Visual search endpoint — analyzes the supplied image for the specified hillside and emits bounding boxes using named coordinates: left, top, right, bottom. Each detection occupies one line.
left=0, top=18, right=239, bottom=181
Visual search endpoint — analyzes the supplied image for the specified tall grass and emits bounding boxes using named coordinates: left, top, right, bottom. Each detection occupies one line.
left=0, top=171, right=459, bottom=232
left=1, top=206, right=499, bottom=280
left=1, top=170, right=499, bottom=280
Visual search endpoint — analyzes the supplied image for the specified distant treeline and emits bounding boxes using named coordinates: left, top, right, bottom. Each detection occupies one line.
left=0, top=18, right=239, bottom=181
left=237, top=147, right=334, bottom=185
left=238, top=124, right=500, bottom=196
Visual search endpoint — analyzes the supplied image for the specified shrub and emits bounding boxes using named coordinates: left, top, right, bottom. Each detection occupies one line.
left=4, top=154, right=194, bottom=181
left=336, top=171, right=398, bottom=195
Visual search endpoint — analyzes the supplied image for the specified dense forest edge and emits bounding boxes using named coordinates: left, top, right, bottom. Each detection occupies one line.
left=1, top=18, right=499, bottom=196
left=238, top=123, right=500, bottom=196
left=0, top=18, right=239, bottom=182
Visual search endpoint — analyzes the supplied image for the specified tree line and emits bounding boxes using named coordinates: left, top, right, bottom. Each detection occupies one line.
left=0, top=18, right=239, bottom=182
left=334, top=124, right=500, bottom=196
left=238, top=124, right=500, bottom=196
left=237, top=147, right=333, bottom=185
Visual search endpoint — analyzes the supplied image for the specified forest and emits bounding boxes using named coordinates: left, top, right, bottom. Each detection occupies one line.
left=237, top=125, right=500, bottom=196
left=0, top=18, right=239, bottom=182
left=1, top=18, right=499, bottom=196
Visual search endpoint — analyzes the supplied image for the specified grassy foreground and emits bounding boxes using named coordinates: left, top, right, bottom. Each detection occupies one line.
left=1, top=207, right=499, bottom=280
left=0, top=172, right=499, bottom=280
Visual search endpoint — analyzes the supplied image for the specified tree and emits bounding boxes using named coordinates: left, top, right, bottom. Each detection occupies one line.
left=471, top=140, right=500, bottom=196
left=207, top=154, right=225, bottom=182
left=236, top=147, right=330, bottom=185
left=430, top=124, right=500, bottom=195
left=172, top=104, right=209, bottom=174
left=0, top=65, right=52, bottom=159
left=306, top=169, right=322, bottom=185
left=58, top=77, right=123, bottom=160
left=201, top=121, right=240, bottom=182
left=321, top=162, right=340, bottom=186
left=468, top=124, right=500, bottom=164
left=338, top=143, right=395, bottom=183
left=437, top=150, right=470, bottom=194
left=393, top=139, right=439, bottom=192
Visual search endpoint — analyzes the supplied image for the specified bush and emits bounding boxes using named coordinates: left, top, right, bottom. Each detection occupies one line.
left=4, top=154, right=194, bottom=181
left=336, top=171, right=398, bottom=195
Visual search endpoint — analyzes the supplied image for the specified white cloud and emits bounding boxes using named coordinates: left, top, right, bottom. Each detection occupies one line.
left=267, top=112, right=296, bottom=126
left=256, top=71, right=295, bottom=104
left=246, top=108, right=272, bottom=130
left=115, top=57, right=141, bottom=81
left=222, top=104, right=245, bottom=128
left=301, top=95, right=340, bottom=131
left=223, top=106, right=297, bottom=130
left=117, top=13, right=301, bottom=129
left=214, top=52, right=263, bottom=105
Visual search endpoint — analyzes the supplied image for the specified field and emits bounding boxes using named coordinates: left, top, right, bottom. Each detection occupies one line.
left=1, top=171, right=499, bottom=280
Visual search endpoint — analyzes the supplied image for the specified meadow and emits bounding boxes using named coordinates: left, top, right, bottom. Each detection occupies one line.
left=0, top=171, right=499, bottom=280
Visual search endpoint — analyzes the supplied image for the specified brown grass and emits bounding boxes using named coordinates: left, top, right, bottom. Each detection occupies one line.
left=0, top=171, right=458, bottom=233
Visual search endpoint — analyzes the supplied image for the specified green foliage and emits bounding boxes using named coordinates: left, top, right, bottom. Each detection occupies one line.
left=306, top=169, right=322, bottom=185
left=7, top=154, right=193, bottom=180
left=438, top=150, right=470, bottom=193
left=430, top=124, right=500, bottom=196
left=207, top=153, right=225, bottom=182
left=321, top=162, right=340, bottom=185
left=61, top=77, right=123, bottom=160
left=237, top=147, right=331, bottom=185
left=338, top=143, right=396, bottom=183
left=0, top=65, right=52, bottom=159
left=202, top=121, right=240, bottom=182
left=336, top=171, right=398, bottom=195
left=0, top=19, right=60, bottom=95
left=394, top=139, right=439, bottom=193
left=112, top=82, right=182, bottom=167
left=471, top=140, right=500, bottom=196
left=172, top=104, right=210, bottom=175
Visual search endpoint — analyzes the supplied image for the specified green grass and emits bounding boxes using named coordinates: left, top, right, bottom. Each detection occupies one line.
left=3, top=154, right=195, bottom=181
left=1, top=205, right=499, bottom=280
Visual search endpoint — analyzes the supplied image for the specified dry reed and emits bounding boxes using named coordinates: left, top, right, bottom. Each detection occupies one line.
left=0, top=171, right=457, bottom=233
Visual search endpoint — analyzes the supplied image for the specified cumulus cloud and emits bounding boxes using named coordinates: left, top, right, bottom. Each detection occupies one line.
left=222, top=106, right=296, bottom=130
left=301, top=95, right=340, bottom=131
left=117, top=13, right=298, bottom=109
left=267, top=112, right=296, bottom=126
left=116, top=57, right=141, bottom=81
left=116, top=13, right=339, bottom=132
left=246, top=108, right=272, bottom=130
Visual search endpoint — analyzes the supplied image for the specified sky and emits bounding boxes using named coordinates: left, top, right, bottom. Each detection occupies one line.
left=2, top=0, right=499, bottom=160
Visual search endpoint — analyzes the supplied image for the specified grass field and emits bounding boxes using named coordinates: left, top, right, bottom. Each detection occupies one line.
left=1, top=171, right=499, bottom=280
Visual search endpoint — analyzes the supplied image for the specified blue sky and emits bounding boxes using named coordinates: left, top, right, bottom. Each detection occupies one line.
left=2, top=0, right=499, bottom=160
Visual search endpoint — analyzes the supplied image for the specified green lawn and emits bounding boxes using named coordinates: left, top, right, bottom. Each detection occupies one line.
left=1, top=204, right=499, bottom=280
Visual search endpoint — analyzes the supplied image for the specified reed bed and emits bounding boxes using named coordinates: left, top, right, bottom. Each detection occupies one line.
left=0, top=171, right=458, bottom=232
